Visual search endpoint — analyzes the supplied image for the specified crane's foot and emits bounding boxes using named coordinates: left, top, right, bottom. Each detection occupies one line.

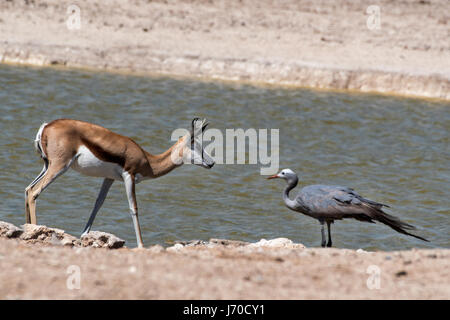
left=321, top=241, right=326, bottom=248
left=326, top=241, right=332, bottom=247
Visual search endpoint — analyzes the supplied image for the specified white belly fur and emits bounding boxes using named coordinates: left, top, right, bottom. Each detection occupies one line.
left=71, top=145, right=123, bottom=180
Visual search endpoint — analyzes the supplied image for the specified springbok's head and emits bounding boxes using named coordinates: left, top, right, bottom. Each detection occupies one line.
left=182, top=118, right=215, bottom=169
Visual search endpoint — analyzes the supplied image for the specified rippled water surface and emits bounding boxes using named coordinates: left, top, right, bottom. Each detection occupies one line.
left=0, top=64, right=448, bottom=250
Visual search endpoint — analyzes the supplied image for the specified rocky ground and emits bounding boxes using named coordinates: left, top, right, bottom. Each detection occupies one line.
left=0, top=220, right=448, bottom=299
left=0, top=0, right=449, bottom=99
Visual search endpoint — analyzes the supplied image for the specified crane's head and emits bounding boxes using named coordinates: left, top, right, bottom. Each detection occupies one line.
left=183, top=118, right=215, bottom=169
left=267, top=169, right=298, bottom=182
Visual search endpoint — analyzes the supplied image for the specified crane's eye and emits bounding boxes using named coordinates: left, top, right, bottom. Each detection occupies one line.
left=281, top=172, right=285, bottom=175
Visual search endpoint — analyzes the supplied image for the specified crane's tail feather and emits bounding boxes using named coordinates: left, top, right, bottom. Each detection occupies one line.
left=363, top=204, right=429, bottom=242
left=359, top=196, right=390, bottom=208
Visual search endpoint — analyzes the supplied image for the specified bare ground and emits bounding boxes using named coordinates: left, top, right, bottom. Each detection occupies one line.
left=0, top=233, right=449, bottom=299
left=0, top=0, right=449, bottom=99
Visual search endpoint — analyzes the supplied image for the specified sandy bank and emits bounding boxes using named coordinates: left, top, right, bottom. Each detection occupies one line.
left=0, top=221, right=448, bottom=299
left=0, top=0, right=449, bottom=100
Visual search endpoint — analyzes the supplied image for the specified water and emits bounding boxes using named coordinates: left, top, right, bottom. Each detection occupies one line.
left=0, top=64, right=448, bottom=250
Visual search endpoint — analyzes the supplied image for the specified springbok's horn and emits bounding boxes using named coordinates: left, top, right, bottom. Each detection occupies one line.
left=191, top=117, right=200, bottom=136
left=202, top=118, right=209, bottom=131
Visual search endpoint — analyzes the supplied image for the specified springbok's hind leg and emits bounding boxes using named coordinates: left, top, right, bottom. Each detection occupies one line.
left=81, top=178, right=114, bottom=237
left=25, top=164, right=48, bottom=223
left=27, top=155, right=78, bottom=224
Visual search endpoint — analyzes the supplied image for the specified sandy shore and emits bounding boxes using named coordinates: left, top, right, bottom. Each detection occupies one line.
left=0, top=222, right=449, bottom=299
left=0, top=0, right=449, bottom=99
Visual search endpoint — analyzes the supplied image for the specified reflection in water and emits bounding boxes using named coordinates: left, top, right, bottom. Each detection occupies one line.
left=0, top=64, right=448, bottom=250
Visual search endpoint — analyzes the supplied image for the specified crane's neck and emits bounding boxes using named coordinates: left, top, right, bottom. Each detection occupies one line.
left=283, top=177, right=299, bottom=210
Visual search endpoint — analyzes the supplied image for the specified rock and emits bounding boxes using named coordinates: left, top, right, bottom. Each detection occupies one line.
left=80, top=231, right=125, bottom=249
left=209, top=238, right=249, bottom=247
left=21, top=224, right=64, bottom=241
left=148, top=244, right=165, bottom=253
left=20, top=224, right=79, bottom=247
left=61, top=231, right=79, bottom=246
left=0, top=220, right=124, bottom=249
left=61, top=234, right=79, bottom=247
left=165, top=238, right=306, bottom=251
left=174, top=240, right=208, bottom=247
left=0, top=221, right=23, bottom=238
left=248, top=238, right=305, bottom=249
left=166, top=243, right=184, bottom=252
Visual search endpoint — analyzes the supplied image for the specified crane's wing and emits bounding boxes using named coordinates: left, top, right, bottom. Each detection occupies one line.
left=297, top=185, right=381, bottom=221
left=297, top=185, right=428, bottom=242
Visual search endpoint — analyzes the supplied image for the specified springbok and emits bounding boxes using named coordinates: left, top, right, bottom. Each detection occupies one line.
left=25, top=118, right=214, bottom=248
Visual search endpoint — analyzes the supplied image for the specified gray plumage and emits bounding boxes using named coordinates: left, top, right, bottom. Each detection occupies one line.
left=268, top=169, right=428, bottom=247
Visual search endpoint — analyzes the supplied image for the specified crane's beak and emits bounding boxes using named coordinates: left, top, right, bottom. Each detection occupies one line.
left=267, top=174, right=279, bottom=180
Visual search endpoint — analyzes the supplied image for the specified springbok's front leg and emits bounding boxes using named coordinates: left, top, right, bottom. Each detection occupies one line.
left=123, top=171, right=144, bottom=248
left=81, top=178, right=114, bottom=237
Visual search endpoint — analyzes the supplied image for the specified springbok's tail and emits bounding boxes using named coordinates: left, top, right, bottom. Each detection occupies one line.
left=34, top=122, right=48, bottom=160
left=25, top=123, right=49, bottom=192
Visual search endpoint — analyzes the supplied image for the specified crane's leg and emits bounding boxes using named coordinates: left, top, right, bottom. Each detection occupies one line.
left=26, top=155, right=77, bottom=224
left=326, top=221, right=333, bottom=247
left=320, top=221, right=326, bottom=247
left=123, top=171, right=144, bottom=248
left=81, top=178, right=114, bottom=237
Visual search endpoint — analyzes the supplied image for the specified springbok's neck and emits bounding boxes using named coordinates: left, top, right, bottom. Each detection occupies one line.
left=145, top=136, right=187, bottom=178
